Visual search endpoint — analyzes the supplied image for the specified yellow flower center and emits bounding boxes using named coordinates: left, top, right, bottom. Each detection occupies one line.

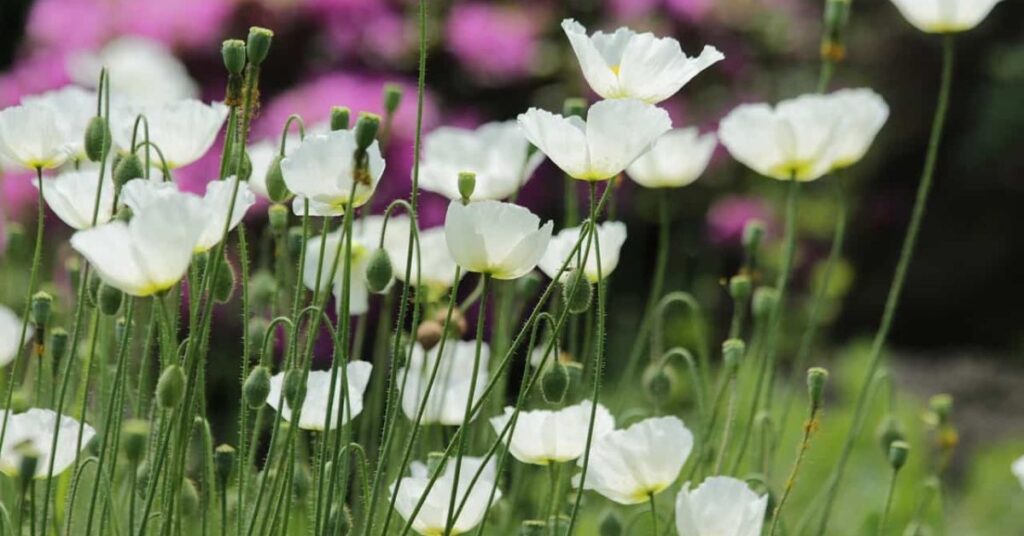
left=609, top=65, right=621, bottom=77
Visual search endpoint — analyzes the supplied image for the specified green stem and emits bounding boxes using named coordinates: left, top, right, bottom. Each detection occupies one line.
left=648, top=494, right=657, bottom=536
left=624, top=191, right=670, bottom=381
left=878, top=469, right=899, bottom=536
left=768, top=404, right=821, bottom=536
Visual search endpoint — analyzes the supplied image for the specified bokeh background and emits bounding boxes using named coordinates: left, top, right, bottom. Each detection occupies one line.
left=2, top=0, right=1023, bottom=533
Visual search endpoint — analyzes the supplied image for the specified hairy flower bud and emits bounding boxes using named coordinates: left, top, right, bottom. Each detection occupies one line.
left=228, top=148, right=252, bottom=181
left=562, top=270, right=592, bottom=314
left=383, top=83, right=403, bottom=115
left=729, top=274, right=752, bottom=302
left=121, top=419, right=149, bottom=464
left=888, top=440, right=909, bottom=471
left=243, top=366, right=272, bottom=409
left=458, top=171, right=476, bottom=203
left=330, top=106, right=351, bottom=131
left=283, top=369, right=305, bottom=408
left=365, top=248, right=393, bottom=294
left=247, top=317, right=270, bottom=353
left=265, top=155, right=290, bottom=202
left=157, top=364, right=186, bottom=409
left=807, top=367, right=829, bottom=409
left=249, top=271, right=278, bottom=310
left=213, top=257, right=237, bottom=304
left=84, top=116, right=111, bottom=162
left=221, top=39, right=247, bottom=75
left=541, top=362, right=570, bottom=405
left=98, top=283, right=123, bottom=316
left=179, top=478, right=200, bottom=516
left=246, top=27, right=273, bottom=66
left=267, top=204, right=289, bottom=234
left=722, top=338, right=745, bottom=373
left=214, top=444, right=236, bottom=486
left=114, top=153, right=144, bottom=188
left=751, top=287, right=778, bottom=320
left=354, top=113, right=381, bottom=152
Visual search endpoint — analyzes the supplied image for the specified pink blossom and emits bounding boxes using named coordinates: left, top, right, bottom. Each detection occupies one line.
left=666, top=0, right=714, bottom=23
left=0, top=50, right=71, bottom=107
left=706, top=195, right=777, bottom=248
left=446, top=3, right=546, bottom=84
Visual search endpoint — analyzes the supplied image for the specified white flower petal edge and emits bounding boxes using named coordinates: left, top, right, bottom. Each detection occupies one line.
left=537, top=221, right=627, bottom=282
left=265, top=362, right=373, bottom=431
left=626, top=128, right=717, bottom=188
left=68, top=36, right=199, bottom=105
left=281, top=130, right=385, bottom=216
left=0, top=408, right=96, bottom=479
left=445, top=200, right=553, bottom=280
left=399, top=340, right=491, bottom=426
left=490, top=401, right=615, bottom=465
left=890, top=0, right=1004, bottom=33
left=390, top=456, right=502, bottom=535
left=829, top=88, right=889, bottom=170
left=195, top=177, right=256, bottom=252
left=112, top=100, right=228, bottom=169
left=0, top=305, right=32, bottom=369
left=33, top=166, right=116, bottom=230
left=300, top=229, right=372, bottom=316
left=21, top=85, right=97, bottom=160
left=675, top=476, right=768, bottom=536
left=0, top=103, right=74, bottom=170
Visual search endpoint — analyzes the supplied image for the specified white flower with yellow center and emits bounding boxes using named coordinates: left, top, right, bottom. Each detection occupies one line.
left=33, top=165, right=115, bottom=230
left=301, top=227, right=374, bottom=315
left=69, top=36, right=199, bottom=105
left=283, top=130, right=385, bottom=216
left=390, top=456, right=501, bottom=536
left=518, top=99, right=671, bottom=181
left=626, top=128, right=717, bottom=188
left=113, top=99, right=228, bottom=170
left=444, top=200, right=552, bottom=280
left=0, top=102, right=74, bottom=170
left=490, top=401, right=615, bottom=465
left=537, top=221, right=627, bottom=283
left=572, top=416, right=693, bottom=504
left=675, top=476, right=768, bottom=536
left=561, top=19, right=723, bottom=103
left=0, top=305, right=32, bottom=369
left=827, top=88, right=890, bottom=170
left=22, top=85, right=97, bottom=161
left=890, top=0, right=1004, bottom=33
left=0, top=409, right=96, bottom=479
left=399, top=340, right=490, bottom=426
left=265, top=362, right=373, bottom=431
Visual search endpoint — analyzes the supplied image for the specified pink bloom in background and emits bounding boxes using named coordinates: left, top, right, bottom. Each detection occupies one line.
left=0, top=50, right=72, bottom=107
left=609, top=0, right=660, bottom=20
left=26, top=0, right=108, bottom=53
left=666, top=0, right=714, bottom=23
left=446, top=3, right=546, bottom=84
left=706, top=195, right=777, bottom=248
left=0, top=171, right=39, bottom=222
left=321, top=5, right=413, bottom=64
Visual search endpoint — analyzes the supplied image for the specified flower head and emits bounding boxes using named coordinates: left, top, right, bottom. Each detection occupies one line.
left=0, top=305, right=32, bottom=369
left=518, top=99, right=671, bottom=181
left=572, top=416, right=693, bottom=504
left=537, top=221, right=627, bottom=282
left=626, top=128, right=717, bottom=188
left=265, top=362, right=373, bottom=431
left=444, top=200, right=552, bottom=280
left=675, top=476, right=768, bottom=536
left=0, top=408, right=96, bottom=478
left=391, top=456, right=501, bottom=535
left=490, top=401, right=614, bottom=465
left=21, top=85, right=97, bottom=161
left=0, top=102, right=74, bottom=169
left=34, top=165, right=115, bottom=229
left=282, top=129, right=385, bottom=216
left=890, top=0, right=1004, bottom=33
left=561, top=19, right=723, bottom=103
left=113, top=99, right=228, bottom=170
left=399, top=340, right=490, bottom=426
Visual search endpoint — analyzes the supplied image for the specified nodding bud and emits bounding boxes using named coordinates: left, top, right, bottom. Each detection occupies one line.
left=243, top=366, right=272, bottom=409
left=887, top=440, right=910, bottom=471
left=541, top=361, right=570, bottom=405
left=877, top=415, right=905, bottom=452
left=179, top=478, right=200, bottom=516
left=722, top=338, right=745, bottom=373
left=599, top=510, right=624, bottom=536
left=157, top=365, right=186, bottom=409
left=365, top=248, right=393, bottom=294
left=929, top=394, right=953, bottom=426
left=267, top=204, right=289, bottom=235
left=415, top=320, right=444, bottom=351
left=214, top=444, right=236, bottom=485
left=519, top=521, right=546, bottom=536
left=286, top=227, right=304, bottom=258
left=729, top=274, right=752, bottom=302
left=330, top=106, right=351, bottom=131
left=84, top=116, right=111, bottom=162
left=114, top=153, right=144, bottom=187
left=249, top=271, right=277, bottom=310
left=383, top=83, right=403, bottom=114
left=563, top=97, right=587, bottom=118
left=265, top=155, right=290, bottom=202
left=98, top=283, right=123, bottom=316
left=283, top=369, right=305, bottom=408
left=751, top=287, right=778, bottom=320
left=31, top=291, right=53, bottom=330
left=807, top=367, right=829, bottom=409
left=221, top=39, right=247, bottom=75
left=246, top=318, right=270, bottom=354
left=426, top=452, right=445, bottom=474
left=562, top=270, right=592, bottom=315
left=121, top=419, right=149, bottom=464
left=15, top=442, right=39, bottom=490
left=643, top=363, right=675, bottom=404
left=50, top=328, right=69, bottom=362
left=246, top=27, right=273, bottom=66
left=458, top=171, right=476, bottom=203
left=213, top=257, right=237, bottom=304
left=354, top=113, right=381, bottom=151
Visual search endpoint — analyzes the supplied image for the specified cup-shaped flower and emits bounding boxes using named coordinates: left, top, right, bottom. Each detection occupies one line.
left=561, top=19, right=723, bottom=103
left=399, top=340, right=490, bottom=426
left=827, top=89, right=889, bottom=170
left=419, top=121, right=545, bottom=201
left=572, top=416, right=693, bottom=504
left=70, top=184, right=207, bottom=296
left=490, top=401, right=615, bottom=465
left=0, top=103, right=74, bottom=170
left=33, top=166, right=115, bottom=230
left=626, top=128, right=717, bottom=188
left=674, top=476, right=768, bottom=536
left=282, top=130, right=385, bottom=216
left=537, top=221, right=626, bottom=283
left=22, top=85, right=98, bottom=161
left=358, top=215, right=462, bottom=293
left=265, top=362, right=373, bottom=431
left=1013, top=455, right=1024, bottom=490
left=890, top=0, right=1004, bottom=33
left=0, top=408, right=96, bottom=478
left=444, top=200, right=552, bottom=280
left=112, top=99, right=228, bottom=170
left=301, top=228, right=373, bottom=316
left=390, top=456, right=501, bottom=535
left=518, top=99, right=671, bottom=181
left=0, top=305, right=32, bottom=369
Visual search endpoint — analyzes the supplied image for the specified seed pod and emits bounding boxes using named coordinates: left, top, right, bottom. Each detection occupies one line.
left=729, top=274, right=752, bottom=302
left=807, top=367, right=829, bottom=409
left=10, top=391, right=29, bottom=413
left=243, top=366, right=272, bottom=409
left=31, top=291, right=53, bottom=329
left=157, top=364, right=186, bottom=409
left=365, top=248, right=393, bottom=294
left=742, top=220, right=765, bottom=253
left=113, top=153, right=144, bottom=187
left=246, top=27, right=274, bottom=66
left=353, top=113, right=381, bottom=151
left=541, top=362, right=570, bottom=405
left=751, top=287, right=778, bottom=320
left=98, top=283, right=123, bottom=316
left=49, top=328, right=69, bottom=362
left=383, top=84, right=403, bottom=115
left=458, top=171, right=476, bottom=203
left=888, top=440, right=910, bottom=471
left=221, top=39, right=246, bottom=75
left=249, top=270, right=278, bottom=310
left=214, top=444, right=236, bottom=486
left=330, top=106, right=351, bottom=131
left=562, top=270, right=592, bottom=315
left=929, top=394, right=953, bottom=426
left=84, top=116, right=111, bottom=162
left=877, top=415, right=905, bottom=452
left=267, top=204, right=288, bottom=234
left=722, top=338, right=745, bottom=373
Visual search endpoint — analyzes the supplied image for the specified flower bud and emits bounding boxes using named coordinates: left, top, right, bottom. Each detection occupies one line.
left=265, top=155, right=290, bottom=202
left=751, top=287, right=778, bottom=320
left=287, top=227, right=304, bottom=258
left=292, top=463, right=312, bottom=500
left=599, top=511, right=623, bottom=536
left=98, top=283, right=123, bottom=316
left=11, top=391, right=29, bottom=413
left=807, top=367, right=829, bottom=409
left=114, top=153, right=144, bottom=187
left=157, top=364, right=186, bottom=409
left=742, top=220, right=765, bottom=253
left=15, top=442, right=39, bottom=490
left=722, top=338, right=745, bottom=373
left=565, top=362, right=584, bottom=399
left=458, top=171, right=476, bottom=203
left=728, top=274, right=752, bottom=303
left=877, top=415, right=905, bottom=453
left=644, top=365, right=673, bottom=404
left=249, top=271, right=278, bottom=310
left=222, top=39, right=247, bottom=75
left=330, top=106, right=351, bottom=131
left=365, top=248, right=393, bottom=294
left=416, top=320, right=444, bottom=351
left=214, top=444, right=236, bottom=486
left=928, top=394, right=953, bottom=426
left=563, top=98, right=587, bottom=118
left=383, top=83, right=403, bottom=114
left=213, top=257, right=237, bottom=304
left=541, top=361, right=570, bottom=405
left=887, top=440, right=909, bottom=471
left=227, top=149, right=252, bottom=181
left=426, top=452, right=445, bottom=474
left=179, top=478, right=200, bottom=516
left=247, top=317, right=270, bottom=352
left=50, top=327, right=69, bottom=362
left=84, top=116, right=111, bottom=162
left=354, top=113, right=381, bottom=152
left=244, top=366, right=272, bottom=409
left=267, top=204, right=289, bottom=234
left=519, top=521, right=545, bottom=536
left=115, top=205, right=133, bottom=223
left=121, top=419, right=149, bottom=464
left=31, top=291, right=53, bottom=329
left=283, top=369, right=305, bottom=408
left=246, top=27, right=274, bottom=66
left=136, top=461, right=151, bottom=492
left=562, top=270, right=592, bottom=315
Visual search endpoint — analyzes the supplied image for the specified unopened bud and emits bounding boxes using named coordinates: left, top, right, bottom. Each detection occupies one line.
left=751, top=287, right=778, bottom=320
left=179, top=478, right=200, bottom=516
left=563, top=98, right=586, bottom=118
left=729, top=275, right=752, bottom=302
left=365, top=248, right=393, bottom=294
left=157, top=364, right=186, bottom=408
left=283, top=369, right=305, bottom=408
left=541, top=362, right=570, bottom=405
left=458, top=171, right=476, bottom=203
left=722, top=338, right=745, bottom=373
left=265, top=155, right=290, bottom=202
left=221, top=39, right=247, bottom=75
left=50, top=328, right=69, bottom=362
left=243, top=366, right=272, bottom=409
left=330, top=106, right=351, bottom=131
left=113, top=153, right=144, bottom=187
left=84, top=116, right=111, bottom=162
left=742, top=220, right=765, bottom=253
left=888, top=440, right=909, bottom=471
left=807, top=367, right=828, bottom=409
left=268, top=204, right=289, bottom=234
left=98, top=283, right=123, bottom=315
left=599, top=511, right=623, bottom=536
left=228, top=150, right=252, bottom=181
left=213, top=258, right=237, bottom=304
left=246, top=27, right=274, bottom=66
left=643, top=363, right=675, bottom=404
left=136, top=461, right=151, bottom=491
left=354, top=113, right=381, bottom=151
left=562, top=270, right=592, bottom=314
left=214, top=444, right=236, bottom=485
left=416, top=320, right=444, bottom=351
left=31, top=291, right=53, bottom=329
left=249, top=271, right=278, bottom=310
left=383, top=83, right=403, bottom=114
left=121, top=419, right=149, bottom=464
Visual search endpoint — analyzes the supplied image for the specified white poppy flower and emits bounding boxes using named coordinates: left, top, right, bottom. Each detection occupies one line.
left=444, top=200, right=552, bottom=280
left=0, top=103, right=74, bottom=170
left=357, top=215, right=462, bottom=292
left=301, top=229, right=373, bottom=316
left=518, top=99, right=671, bottom=181
left=537, top=221, right=626, bottom=283
left=69, top=36, right=199, bottom=105
left=265, top=362, right=373, bottom=431
left=675, top=476, right=768, bottom=536
left=572, top=416, right=693, bottom=504
left=391, top=456, right=501, bottom=535
left=0, top=305, right=32, bottom=369
left=22, top=85, right=97, bottom=161
left=195, top=177, right=255, bottom=252
left=33, top=166, right=115, bottom=230
left=890, top=0, right=1004, bottom=33
left=112, top=99, right=228, bottom=170
left=0, top=408, right=96, bottom=479
left=70, top=184, right=207, bottom=296
left=282, top=130, right=385, bottom=217
left=419, top=121, right=545, bottom=201
left=399, top=340, right=490, bottom=426
left=490, top=401, right=615, bottom=465
left=561, top=19, right=723, bottom=104
left=1013, top=455, right=1024, bottom=490
left=827, top=88, right=889, bottom=170
left=626, top=128, right=717, bottom=188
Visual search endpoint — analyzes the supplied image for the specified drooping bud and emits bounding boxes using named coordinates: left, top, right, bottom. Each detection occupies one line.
left=563, top=98, right=586, bottom=118
left=887, top=440, right=909, bottom=471
left=283, top=369, right=305, bottom=408
left=84, top=116, right=111, bottom=162
left=365, top=248, right=393, bottom=294
left=644, top=364, right=674, bottom=404
left=598, top=511, right=624, bottom=536
left=353, top=113, right=381, bottom=152
left=416, top=320, right=444, bottom=351
left=265, top=155, right=290, bottom=202
left=541, top=361, right=570, bottom=405
left=113, top=153, right=144, bottom=188
left=98, top=283, right=123, bottom=316
left=157, top=364, right=186, bottom=409
left=383, top=84, right=403, bottom=115
left=267, top=204, right=289, bottom=235
left=562, top=270, right=592, bottom=315
left=728, top=274, right=752, bottom=303
left=214, top=444, right=236, bottom=486
left=807, top=367, right=829, bottom=410
left=121, top=419, right=150, bottom=464
left=213, top=257, right=237, bottom=304
left=330, top=106, right=351, bottom=131
left=246, top=27, right=274, bottom=66
left=221, top=39, right=247, bottom=75
left=243, top=366, right=272, bottom=409
left=179, top=478, right=200, bottom=516
left=458, top=171, right=476, bottom=203
left=751, top=287, right=778, bottom=320
left=722, top=338, right=745, bottom=373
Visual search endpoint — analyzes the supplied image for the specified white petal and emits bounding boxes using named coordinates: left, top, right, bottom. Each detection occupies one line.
left=585, top=99, right=672, bottom=180
left=719, top=103, right=792, bottom=180
left=0, top=409, right=95, bottom=478
left=0, top=306, right=32, bottom=369
left=827, top=88, right=889, bottom=170
left=70, top=223, right=151, bottom=296
left=35, top=167, right=115, bottom=229
left=561, top=19, right=621, bottom=99
left=626, top=128, right=717, bottom=188
left=618, top=34, right=724, bottom=103
left=518, top=108, right=589, bottom=179
left=890, top=0, right=1004, bottom=33
left=675, top=476, right=768, bottom=536
left=196, top=177, right=255, bottom=252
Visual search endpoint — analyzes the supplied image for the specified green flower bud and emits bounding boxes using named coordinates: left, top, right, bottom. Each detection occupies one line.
left=227, top=148, right=252, bottom=181
left=84, top=116, right=111, bottom=162
left=563, top=97, right=587, bottom=118
left=426, top=452, right=446, bottom=474
left=31, top=291, right=53, bottom=329
left=742, top=220, right=765, bottom=253
left=365, top=248, right=393, bottom=294
left=98, top=283, right=123, bottom=316
left=49, top=327, right=69, bottom=362
left=214, top=444, right=236, bottom=486
left=354, top=113, right=381, bottom=151
left=722, top=338, right=745, bottom=373
left=283, top=369, right=305, bottom=408
left=121, top=419, right=150, bottom=464
left=287, top=227, right=304, bottom=258
left=157, top=364, right=186, bottom=409
left=807, top=367, right=829, bottom=409
left=246, top=27, right=274, bottom=66
left=383, top=83, right=403, bottom=114
left=247, top=318, right=270, bottom=353
left=292, top=463, right=311, bottom=500
left=243, top=366, right=272, bottom=409
left=888, top=440, right=909, bottom=471
left=15, top=442, right=39, bottom=490
left=86, top=272, right=101, bottom=307
left=11, top=391, right=29, bottom=413
left=136, top=461, right=151, bottom=492
left=519, top=521, right=546, bottom=536
left=114, top=153, right=144, bottom=188
left=458, top=171, right=476, bottom=203
left=221, top=39, right=247, bottom=75
left=729, top=274, right=752, bottom=302
left=249, top=271, right=278, bottom=310
left=179, top=478, right=200, bottom=516
left=751, top=287, right=778, bottom=320
left=541, top=362, right=570, bottom=405
left=265, top=155, right=290, bottom=202
left=562, top=270, right=592, bottom=315
left=877, top=415, right=905, bottom=452
left=267, top=204, right=289, bottom=235
left=929, top=394, right=953, bottom=426
left=330, top=106, right=351, bottom=131
left=644, top=364, right=674, bottom=404
left=213, top=257, right=237, bottom=304
left=564, top=362, right=584, bottom=399
left=599, top=511, right=624, bottom=536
